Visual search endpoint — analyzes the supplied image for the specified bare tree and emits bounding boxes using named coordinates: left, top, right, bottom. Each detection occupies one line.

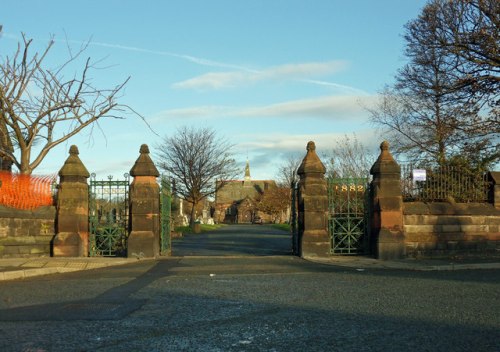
left=155, top=126, right=238, bottom=228
left=324, top=134, right=375, bottom=179
left=0, top=33, right=138, bottom=174
left=276, top=154, right=302, bottom=188
left=369, top=0, right=499, bottom=168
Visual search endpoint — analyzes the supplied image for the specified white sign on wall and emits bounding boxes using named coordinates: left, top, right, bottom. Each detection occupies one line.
left=412, top=169, right=427, bottom=181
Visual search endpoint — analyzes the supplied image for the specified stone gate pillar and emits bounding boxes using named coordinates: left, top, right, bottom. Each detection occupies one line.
left=128, top=144, right=160, bottom=258
left=369, top=141, right=405, bottom=260
left=297, top=141, right=330, bottom=258
left=53, top=145, right=90, bottom=257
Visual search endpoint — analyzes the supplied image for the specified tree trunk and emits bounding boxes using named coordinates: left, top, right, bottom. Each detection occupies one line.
left=20, top=150, right=32, bottom=175
left=189, top=201, right=198, bottom=229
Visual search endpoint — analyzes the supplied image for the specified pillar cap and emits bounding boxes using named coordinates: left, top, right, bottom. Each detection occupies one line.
left=370, top=141, right=400, bottom=175
left=297, top=141, right=326, bottom=175
left=58, top=145, right=90, bottom=178
left=130, top=144, right=160, bottom=177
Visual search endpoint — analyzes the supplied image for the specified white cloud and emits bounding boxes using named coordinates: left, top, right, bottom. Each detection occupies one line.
left=236, top=132, right=345, bottom=153
left=172, top=60, right=348, bottom=90
left=234, top=95, right=374, bottom=118
left=235, top=129, right=383, bottom=160
left=229, top=129, right=384, bottom=180
left=151, top=94, right=378, bottom=122
left=151, top=106, right=233, bottom=120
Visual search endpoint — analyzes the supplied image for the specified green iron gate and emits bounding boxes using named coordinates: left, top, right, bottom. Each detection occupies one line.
left=89, top=173, right=130, bottom=257
left=160, top=176, right=172, bottom=255
left=291, top=181, right=299, bottom=256
left=327, top=177, right=369, bottom=255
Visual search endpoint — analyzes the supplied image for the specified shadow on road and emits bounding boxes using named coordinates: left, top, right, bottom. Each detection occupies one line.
left=1, top=256, right=498, bottom=351
left=172, top=224, right=292, bottom=257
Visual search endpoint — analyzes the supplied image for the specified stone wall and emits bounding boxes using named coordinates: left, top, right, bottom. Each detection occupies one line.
left=0, top=205, right=56, bottom=258
left=404, top=202, right=500, bottom=257
left=368, top=142, right=500, bottom=259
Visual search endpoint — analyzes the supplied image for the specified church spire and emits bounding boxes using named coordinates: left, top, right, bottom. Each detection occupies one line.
left=244, top=160, right=251, bottom=181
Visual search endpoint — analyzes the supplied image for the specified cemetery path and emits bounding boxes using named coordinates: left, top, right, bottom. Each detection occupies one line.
left=171, top=224, right=292, bottom=257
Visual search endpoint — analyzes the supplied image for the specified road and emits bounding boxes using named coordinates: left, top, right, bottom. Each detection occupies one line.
left=172, top=224, right=292, bottom=256
left=0, top=225, right=499, bottom=351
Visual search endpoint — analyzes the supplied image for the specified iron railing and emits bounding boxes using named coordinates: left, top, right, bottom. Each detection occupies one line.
left=401, top=164, right=490, bottom=203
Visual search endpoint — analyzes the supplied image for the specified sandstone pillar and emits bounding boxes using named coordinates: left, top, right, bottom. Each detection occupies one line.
left=52, top=145, right=90, bottom=257
left=297, top=141, right=330, bottom=258
left=127, top=144, right=160, bottom=258
left=369, top=141, right=405, bottom=260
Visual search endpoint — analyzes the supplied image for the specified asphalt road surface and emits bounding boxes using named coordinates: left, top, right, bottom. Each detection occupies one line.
left=172, top=224, right=293, bottom=256
left=0, top=225, right=499, bottom=351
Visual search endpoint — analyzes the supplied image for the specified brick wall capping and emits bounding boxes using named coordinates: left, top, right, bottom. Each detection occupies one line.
left=58, top=145, right=90, bottom=178
left=404, top=201, right=500, bottom=216
left=130, top=144, right=160, bottom=177
left=297, top=141, right=326, bottom=176
left=370, top=140, right=401, bottom=176
left=0, top=205, right=55, bottom=218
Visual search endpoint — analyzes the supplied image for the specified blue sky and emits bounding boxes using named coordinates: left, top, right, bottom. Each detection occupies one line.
left=1, top=0, right=428, bottom=180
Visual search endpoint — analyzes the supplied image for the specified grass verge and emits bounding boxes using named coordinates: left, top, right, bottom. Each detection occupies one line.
left=175, top=223, right=226, bottom=234
left=270, top=223, right=291, bottom=232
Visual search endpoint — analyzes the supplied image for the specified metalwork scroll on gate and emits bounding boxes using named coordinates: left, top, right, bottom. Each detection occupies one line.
left=160, top=176, right=172, bottom=255
left=89, top=173, right=130, bottom=257
left=327, top=177, right=369, bottom=255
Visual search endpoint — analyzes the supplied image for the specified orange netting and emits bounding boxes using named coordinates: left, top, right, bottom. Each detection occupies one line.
left=0, top=171, right=56, bottom=210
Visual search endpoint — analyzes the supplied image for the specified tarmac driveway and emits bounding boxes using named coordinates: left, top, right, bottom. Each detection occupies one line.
left=172, top=224, right=292, bottom=256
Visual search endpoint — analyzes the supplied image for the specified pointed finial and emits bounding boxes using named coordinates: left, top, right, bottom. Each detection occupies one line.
left=69, top=145, right=79, bottom=155
left=380, top=141, right=389, bottom=151
left=370, top=140, right=399, bottom=176
left=307, top=141, right=316, bottom=152
left=59, top=145, right=89, bottom=178
left=130, top=144, right=159, bottom=177
left=297, top=141, right=326, bottom=175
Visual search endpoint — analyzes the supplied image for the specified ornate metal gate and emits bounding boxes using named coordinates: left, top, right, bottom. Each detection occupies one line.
left=327, top=177, right=369, bottom=255
left=89, top=173, right=130, bottom=257
left=160, top=176, right=172, bottom=255
left=291, top=181, right=299, bottom=256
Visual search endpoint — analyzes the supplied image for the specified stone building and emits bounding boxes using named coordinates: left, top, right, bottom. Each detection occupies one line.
left=214, top=161, right=277, bottom=224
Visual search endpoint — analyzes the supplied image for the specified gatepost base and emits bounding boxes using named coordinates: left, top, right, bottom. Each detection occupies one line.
left=52, top=232, right=85, bottom=257
left=376, top=229, right=405, bottom=260
left=128, top=231, right=159, bottom=258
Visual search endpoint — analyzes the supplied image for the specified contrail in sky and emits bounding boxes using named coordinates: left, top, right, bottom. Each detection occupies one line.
left=69, top=39, right=259, bottom=73
left=78, top=40, right=367, bottom=93
left=1, top=31, right=255, bottom=72
left=2, top=32, right=366, bottom=93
